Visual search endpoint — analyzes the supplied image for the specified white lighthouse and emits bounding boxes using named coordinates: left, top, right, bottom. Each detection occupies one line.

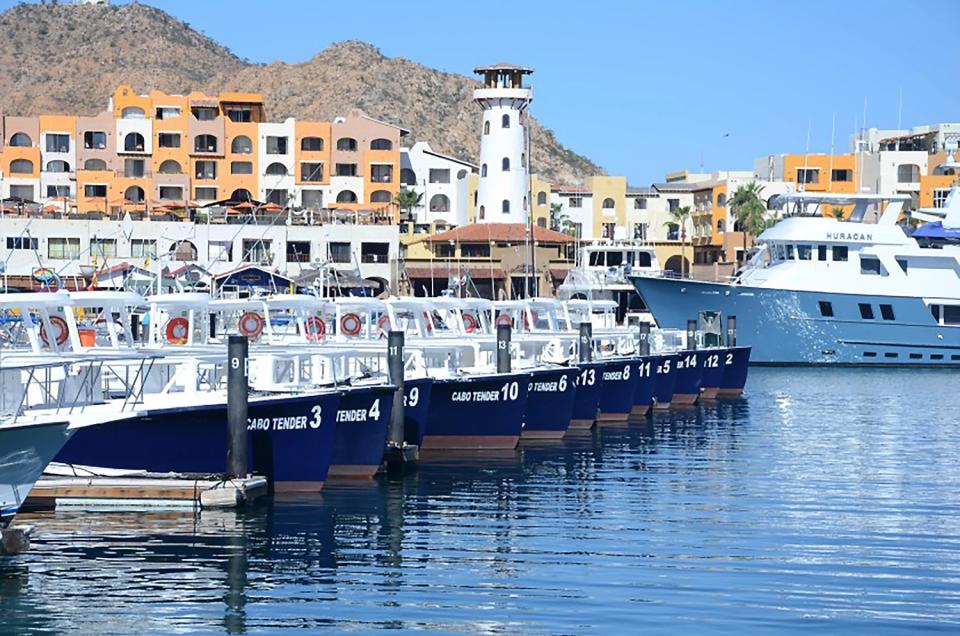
left=473, top=63, right=533, bottom=224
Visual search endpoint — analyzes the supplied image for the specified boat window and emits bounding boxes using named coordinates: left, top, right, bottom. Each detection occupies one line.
left=797, top=245, right=812, bottom=260
left=858, top=303, right=874, bottom=319
left=944, top=305, right=960, bottom=325
left=773, top=244, right=785, bottom=261
left=896, top=258, right=908, bottom=273
left=817, top=245, right=827, bottom=261
left=884, top=352, right=898, bottom=358
left=636, top=252, right=651, bottom=267
left=588, top=252, right=604, bottom=267
left=953, top=355, right=960, bottom=361
left=931, top=304, right=941, bottom=322
left=818, top=301, right=834, bottom=317
left=863, top=351, right=877, bottom=358
left=910, top=353, right=922, bottom=360
left=931, top=354, right=944, bottom=360
left=879, top=304, right=895, bottom=320
left=860, top=257, right=882, bottom=275
left=785, top=244, right=795, bottom=260
left=606, top=252, right=623, bottom=266
left=832, top=245, right=848, bottom=262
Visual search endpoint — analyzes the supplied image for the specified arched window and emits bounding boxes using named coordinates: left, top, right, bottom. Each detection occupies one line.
left=537, top=218, right=546, bottom=228
left=602, top=197, right=615, bottom=209
left=634, top=197, right=647, bottom=209
left=124, top=185, right=145, bottom=203
left=430, top=194, right=450, bottom=212
left=121, top=106, right=145, bottom=119
left=194, top=134, right=217, bottom=153
left=401, top=168, right=417, bottom=184
left=336, top=137, right=357, bottom=151
left=9, top=159, right=33, bottom=174
left=717, top=219, right=726, bottom=233
left=457, top=169, right=467, bottom=179
left=537, top=191, right=547, bottom=205
left=481, top=164, right=487, bottom=177
left=502, top=199, right=510, bottom=213
left=502, top=114, right=510, bottom=128
left=478, top=205, right=485, bottom=220
left=170, top=240, right=198, bottom=261
left=231, top=188, right=253, bottom=203
left=717, top=193, right=727, bottom=208
left=484, top=121, right=490, bottom=135
left=336, top=190, right=358, bottom=203
left=300, top=137, right=324, bottom=151
left=370, top=189, right=392, bottom=203
left=158, top=159, right=182, bottom=174
left=265, top=162, right=288, bottom=176
left=8, top=132, right=31, bottom=147
left=733, top=219, right=744, bottom=232
left=898, top=164, right=920, bottom=183
left=370, top=138, right=392, bottom=151
left=123, top=132, right=145, bottom=152
left=231, top=135, right=253, bottom=154
left=46, top=160, right=70, bottom=173
left=502, top=157, right=510, bottom=171
left=84, top=158, right=107, bottom=171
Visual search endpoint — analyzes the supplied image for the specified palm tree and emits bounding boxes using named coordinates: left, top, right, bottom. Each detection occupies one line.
left=729, top=182, right=769, bottom=267
left=830, top=206, right=845, bottom=220
left=549, top=203, right=564, bottom=231
left=664, top=205, right=692, bottom=276
left=394, top=189, right=423, bottom=223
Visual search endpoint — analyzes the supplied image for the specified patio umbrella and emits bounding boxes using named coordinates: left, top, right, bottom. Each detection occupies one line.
left=261, top=202, right=283, bottom=212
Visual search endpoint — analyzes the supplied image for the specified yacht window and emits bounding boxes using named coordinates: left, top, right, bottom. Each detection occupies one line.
left=910, top=353, right=923, bottom=360
left=860, top=257, right=882, bottom=275
left=774, top=244, right=785, bottom=261
left=606, top=252, right=624, bottom=266
left=636, top=252, right=652, bottom=267
left=896, top=258, right=908, bottom=273
left=784, top=244, right=795, bottom=260
left=797, top=245, right=812, bottom=260
left=944, top=305, right=960, bottom=325
left=931, top=354, right=944, bottom=360
left=817, top=245, right=827, bottom=261
left=832, top=245, right=848, bottom=262
left=879, top=304, right=895, bottom=321
left=588, top=252, right=604, bottom=267
left=931, top=304, right=941, bottom=323
left=953, top=355, right=960, bottom=361
left=863, top=351, right=877, bottom=358
left=884, top=352, right=898, bottom=358
left=858, top=303, right=874, bottom=320
left=818, top=301, right=834, bottom=317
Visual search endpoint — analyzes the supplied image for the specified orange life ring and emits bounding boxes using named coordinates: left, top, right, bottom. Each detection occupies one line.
left=39, top=315, right=69, bottom=346
left=340, top=312, right=362, bottom=337
left=422, top=311, right=433, bottom=333
left=463, top=313, right=478, bottom=333
left=495, top=313, right=513, bottom=328
left=377, top=314, right=391, bottom=337
left=238, top=311, right=264, bottom=338
left=165, top=317, right=190, bottom=345
left=305, top=316, right=326, bottom=342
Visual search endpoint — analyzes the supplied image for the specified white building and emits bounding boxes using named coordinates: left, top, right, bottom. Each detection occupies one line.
left=473, top=63, right=533, bottom=224
left=400, top=142, right=475, bottom=226
left=258, top=119, right=296, bottom=206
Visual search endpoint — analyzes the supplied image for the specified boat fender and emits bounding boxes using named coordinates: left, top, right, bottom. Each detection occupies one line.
left=340, top=313, right=363, bottom=337
left=305, top=316, right=325, bottom=342
left=238, top=311, right=264, bottom=338
left=165, top=317, right=190, bottom=345
left=39, top=315, right=69, bottom=347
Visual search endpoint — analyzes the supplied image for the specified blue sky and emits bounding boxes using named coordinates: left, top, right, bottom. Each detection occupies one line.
left=9, top=0, right=960, bottom=184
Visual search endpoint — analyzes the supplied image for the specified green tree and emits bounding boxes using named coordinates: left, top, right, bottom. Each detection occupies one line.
left=394, top=189, right=423, bottom=222
left=664, top=205, right=692, bottom=276
left=729, top=182, right=770, bottom=266
left=830, top=206, right=845, bottom=220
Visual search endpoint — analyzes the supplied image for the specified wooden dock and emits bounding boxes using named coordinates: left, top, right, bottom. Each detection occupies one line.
left=24, top=473, right=268, bottom=512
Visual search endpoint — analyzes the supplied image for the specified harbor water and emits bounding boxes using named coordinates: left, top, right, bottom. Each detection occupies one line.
left=3, top=368, right=960, bottom=633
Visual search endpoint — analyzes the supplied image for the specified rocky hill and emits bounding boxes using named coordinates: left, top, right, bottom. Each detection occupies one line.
left=0, top=2, right=602, bottom=184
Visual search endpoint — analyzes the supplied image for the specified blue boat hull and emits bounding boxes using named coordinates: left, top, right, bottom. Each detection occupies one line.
left=630, top=355, right=658, bottom=417
left=1, top=420, right=73, bottom=527
left=329, top=385, right=396, bottom=478
left=402, top=377, right=434, bottom=447
left=653, top=353, right=680, bottom=408
left=699, top=348, right=727, bottom=399
left=421, top=372, right=530, bottom=449
left=597, top=358, right=640, bottom=422
left=672, top=350, right=705, bottom=405
left=630, top=274, right=960, bottom=366
left=569, top=362, right=606, bottom=429
left=522, top=367, right=579, bottom=439
left=57, top=392, right=340, bottom=492
left=719, top=346, right=752, bottom=397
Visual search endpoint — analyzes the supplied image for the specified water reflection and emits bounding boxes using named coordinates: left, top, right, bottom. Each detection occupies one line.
left=5, top=370, right=960, bottom=632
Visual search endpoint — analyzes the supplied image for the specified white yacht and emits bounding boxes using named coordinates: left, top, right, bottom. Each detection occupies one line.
left=631, top=180, right=960, bottom=366
left=557, top=242, right=659, bottom=325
